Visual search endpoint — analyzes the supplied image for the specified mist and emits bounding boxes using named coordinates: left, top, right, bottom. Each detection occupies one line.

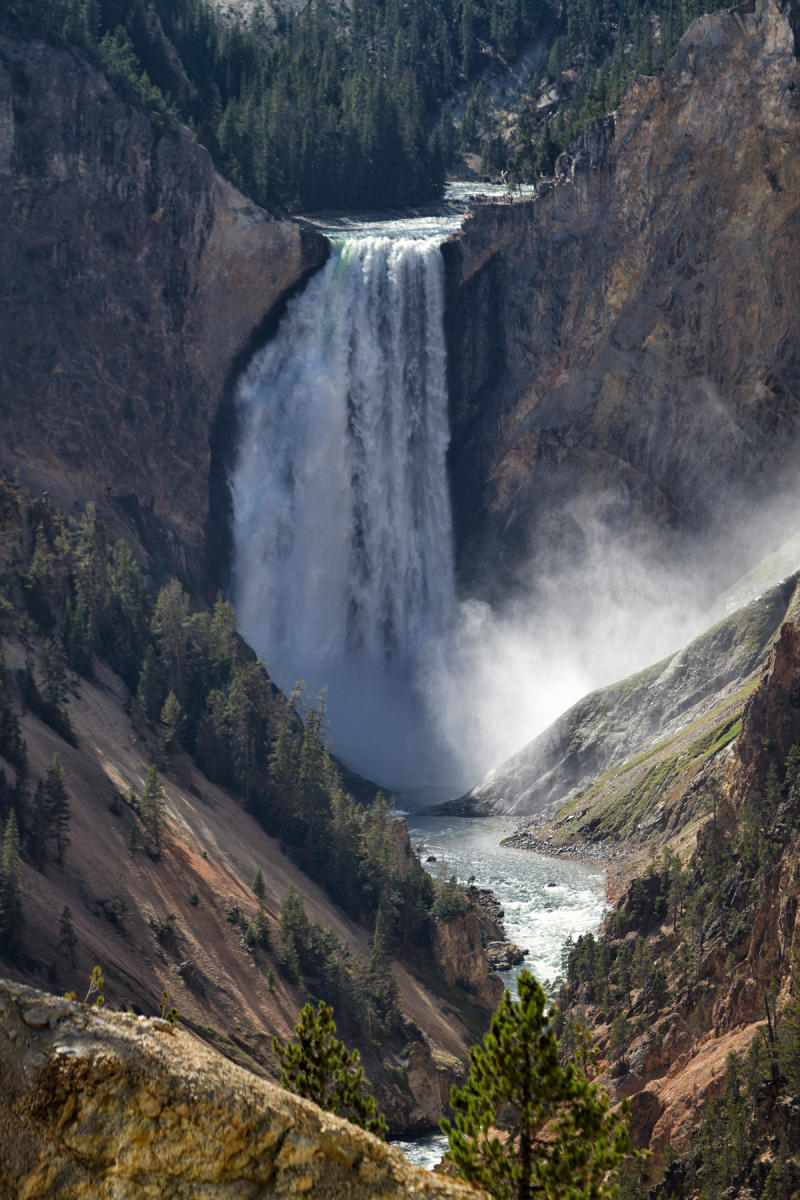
left=419, top=482, right=800, bottom=795
left=230, top=232, right=800, bottom=799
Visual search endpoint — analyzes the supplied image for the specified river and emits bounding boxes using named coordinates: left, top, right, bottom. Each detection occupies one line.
left=394, top=814, right=606, bottom=1169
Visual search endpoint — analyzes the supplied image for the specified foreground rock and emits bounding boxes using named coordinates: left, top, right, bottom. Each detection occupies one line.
left=0, top=979, right=482, bottom=1200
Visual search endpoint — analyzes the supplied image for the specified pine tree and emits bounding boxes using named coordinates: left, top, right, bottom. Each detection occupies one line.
left=269, top=682, right=302, bottom=821
left=278, top=883, right=309, bottom=983
left=441, top=971, right=634, bottom=1200
left=44, top=754, right=71, bottom=867
left=110, top=876, right=131, bottom=931
left=273, top=1000, right=387, bottom=1138
left=252, top=866, right=267, bottom=905
left=41, top=637, right=69, bottom=709
left=28, top=778, right=50, bottom=869
left=365, top=900, right=401, bottom=1039
left=140, top=765, right=166, bottom=848
left=245, top=865, right=271, bottom=949
left=135, top=644, right=164, bottom=727
left=152, top=579, right=190, bottom=703
left=158, top=689, right=184, bottom=755
left=0, top=810, right=24, bottom=955
left=0, top=644, right=26, bottom=772
left=59, top=903, right=77, bottom=967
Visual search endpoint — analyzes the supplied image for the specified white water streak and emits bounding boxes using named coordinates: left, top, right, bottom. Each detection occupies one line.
left=231, top=237, right=456, bottom=786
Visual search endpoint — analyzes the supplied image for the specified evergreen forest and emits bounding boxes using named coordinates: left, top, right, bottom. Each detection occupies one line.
left=4, top=0, right=730, bottom=213
left=0, top=478, right=462, bottom=1055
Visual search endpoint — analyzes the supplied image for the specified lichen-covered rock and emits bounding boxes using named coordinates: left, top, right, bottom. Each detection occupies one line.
left=0, top=979, right=484, bottom=1199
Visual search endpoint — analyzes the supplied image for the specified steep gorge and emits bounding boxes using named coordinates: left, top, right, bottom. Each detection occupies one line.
left=2, top=1, right=800, bottom=1191
left=443, top=0, right=800, bottom=602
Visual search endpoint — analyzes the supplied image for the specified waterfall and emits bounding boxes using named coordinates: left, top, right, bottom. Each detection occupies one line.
left=230, top=236, right=457, bottom=787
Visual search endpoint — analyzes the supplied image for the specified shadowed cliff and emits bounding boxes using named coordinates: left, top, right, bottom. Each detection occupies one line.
left=0, top=35, right=327, bottom=587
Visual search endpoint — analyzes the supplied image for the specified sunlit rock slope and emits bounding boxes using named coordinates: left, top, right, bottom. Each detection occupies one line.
left=0, top=979, right=482, bottom=1199
left=453, top=572, right=800, bottom=834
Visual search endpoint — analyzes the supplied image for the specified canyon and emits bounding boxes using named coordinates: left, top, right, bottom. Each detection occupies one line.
left=1, top=0, right=800, bottom=1193
left=2, top=0, right=799, bottom=606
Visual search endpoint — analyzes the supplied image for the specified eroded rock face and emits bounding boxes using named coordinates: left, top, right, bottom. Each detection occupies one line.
left=733, top=619, right=800, bottom=795
left=0, top=979, right=482, bottom=1199
left=0, top=36, right=327, bottom=581
left=431, top=913, right=504, bottom=1010
left=444, top=0, right=800, bottom=601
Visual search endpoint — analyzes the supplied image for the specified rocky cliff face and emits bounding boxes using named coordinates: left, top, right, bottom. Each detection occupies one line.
left=556, top=621, right=800, bottom=1175
left=0, top=979, right=482, bottom=1199
left=733, top=618, right=800, bottom=796
left=443, top=0, right=800, bottom=601
left=455, top=571, right=800, bottom=821
left=431, top=913, right=504, bottom=1011
left=0, top=36, right=327, bottom=584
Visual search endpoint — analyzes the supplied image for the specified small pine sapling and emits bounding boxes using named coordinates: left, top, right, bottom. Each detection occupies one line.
left=273, top=1000, right=387, bottom=1138
left=159, top=989, right=179, bottom=1025
left=84, top=966, right=105, bottom=1007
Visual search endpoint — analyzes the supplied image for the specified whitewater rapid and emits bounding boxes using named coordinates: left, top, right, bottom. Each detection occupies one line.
left=230, top=236, right=457, bottom=786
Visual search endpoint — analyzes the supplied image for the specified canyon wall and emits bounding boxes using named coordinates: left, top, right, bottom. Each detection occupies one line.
left=443, top=0, right=800, bottom=601
left=0, top=35, right=327, bottom=584
left=3, top=0, right=799, bottom=608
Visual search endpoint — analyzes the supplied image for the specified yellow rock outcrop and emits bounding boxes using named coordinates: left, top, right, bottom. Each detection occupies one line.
left=0, top=979, right=484, bottom=1200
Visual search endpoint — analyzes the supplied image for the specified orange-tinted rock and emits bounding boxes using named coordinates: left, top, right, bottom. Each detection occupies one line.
left=733, top=621, right=800, bottom=796
left=431, top=913, right=504, bottom=1011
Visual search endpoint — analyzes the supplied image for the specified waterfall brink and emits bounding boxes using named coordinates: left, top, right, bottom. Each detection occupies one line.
left=231, top=236, right=457, bottom=788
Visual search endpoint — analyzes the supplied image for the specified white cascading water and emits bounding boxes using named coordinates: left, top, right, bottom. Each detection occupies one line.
left=230, top=237, right=458, bottom=787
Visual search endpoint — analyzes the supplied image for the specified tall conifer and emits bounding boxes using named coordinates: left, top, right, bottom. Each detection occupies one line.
left=0, top=810, right=24, bottom=955
left=442, top=971, right=634, bottom=1200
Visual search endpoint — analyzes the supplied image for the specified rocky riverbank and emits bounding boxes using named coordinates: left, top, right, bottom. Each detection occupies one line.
left=468, top=885, right=529, bottom=973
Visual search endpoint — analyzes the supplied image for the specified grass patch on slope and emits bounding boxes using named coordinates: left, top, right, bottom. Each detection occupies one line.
left=552, top=685, right=756, bottom=843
